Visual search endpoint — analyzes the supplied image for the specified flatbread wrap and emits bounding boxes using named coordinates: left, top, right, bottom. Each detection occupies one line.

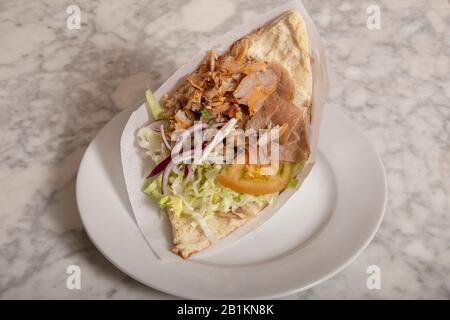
left=135, top=10, right=314, bottom=259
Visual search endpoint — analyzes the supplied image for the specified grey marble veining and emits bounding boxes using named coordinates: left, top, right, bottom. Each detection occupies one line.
left=0, top=0, right=449, bottom=299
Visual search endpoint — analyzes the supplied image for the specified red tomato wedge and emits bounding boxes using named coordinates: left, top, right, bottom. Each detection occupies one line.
left=217, top=163, right=293, bottom=195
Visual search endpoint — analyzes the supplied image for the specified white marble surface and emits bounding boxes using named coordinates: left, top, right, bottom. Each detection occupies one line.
left=0, top=0, right=449, bottom=299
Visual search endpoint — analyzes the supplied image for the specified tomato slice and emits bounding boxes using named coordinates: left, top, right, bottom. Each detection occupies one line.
left=217, top=163, right=293, bottom=195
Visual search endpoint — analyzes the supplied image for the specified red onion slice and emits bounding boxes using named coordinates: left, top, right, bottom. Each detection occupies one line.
left=147, top=155, right=171, bottom=178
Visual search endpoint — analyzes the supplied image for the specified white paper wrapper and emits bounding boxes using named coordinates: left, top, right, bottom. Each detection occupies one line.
left=120, top=0, right=329, bottom=262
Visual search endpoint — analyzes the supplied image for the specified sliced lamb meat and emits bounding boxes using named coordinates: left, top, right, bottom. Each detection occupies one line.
left=268, top=63, right=295, bottom=102
left=279, top=141, right=309, bottom=163
left=222, top=55, right=309, bottom=164
left=210, top=102, right=231, bottom=115
left=287, top=110, right=307, bottom=143
left=287, top=130, right=300, bottom=144
left=267, top=95, right=302, bottom=144
left=261, top=128, right=309, bottom=163
left=233, top=68, right=278, bottom=115
left=221, top=56, right=267, bottom=75
left=279, top=108, right=310, bottom=163
left=280, top=129, right=310, bottom=162
left=245, top=94, right=281, bottom=130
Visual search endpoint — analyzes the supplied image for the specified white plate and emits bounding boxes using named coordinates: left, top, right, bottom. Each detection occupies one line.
left=76, top=105, right=387, bottom=299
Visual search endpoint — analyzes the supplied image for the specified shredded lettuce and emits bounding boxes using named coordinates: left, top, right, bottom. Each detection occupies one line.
left=143, top=163, right=277, bottom=219
left=159, top=195, right=183, bottom=217
left=200, top=110, right=209, bottom=119
left=137, top=127, right=165, bottom=163
left=287, top=178, right=299, bottom=188
left=143, top=174, right=163, bottom=198
left=146, top=89, right=163, bottom=120
left=287, top=163, right=304, bottom=188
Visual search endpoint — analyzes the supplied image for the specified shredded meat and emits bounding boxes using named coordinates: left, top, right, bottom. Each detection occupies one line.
left=161, top=39, right=310, bottom=163
left=234, top=69, right=278, bottom=114
left=162, top=44, right=270, bottom=131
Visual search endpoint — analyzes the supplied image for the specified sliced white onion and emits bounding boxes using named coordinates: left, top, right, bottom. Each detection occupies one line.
left=160, top=123, right=172, bottom=150
left=144, top=119, right=166, bottom=132
left=172, top=150, right=194, bottom=164
left=162, top=151, right=195, bottom=194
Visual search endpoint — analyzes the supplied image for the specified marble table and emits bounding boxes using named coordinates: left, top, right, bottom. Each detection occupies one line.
left=0, top=0, right=448, bottom=299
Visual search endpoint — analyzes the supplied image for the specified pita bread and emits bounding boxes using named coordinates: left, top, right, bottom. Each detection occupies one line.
left=169, top=10, right=312, bottom=258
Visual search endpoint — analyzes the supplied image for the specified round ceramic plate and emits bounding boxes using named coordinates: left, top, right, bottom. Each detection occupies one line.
left=76, top=105, right=387, bottom=299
